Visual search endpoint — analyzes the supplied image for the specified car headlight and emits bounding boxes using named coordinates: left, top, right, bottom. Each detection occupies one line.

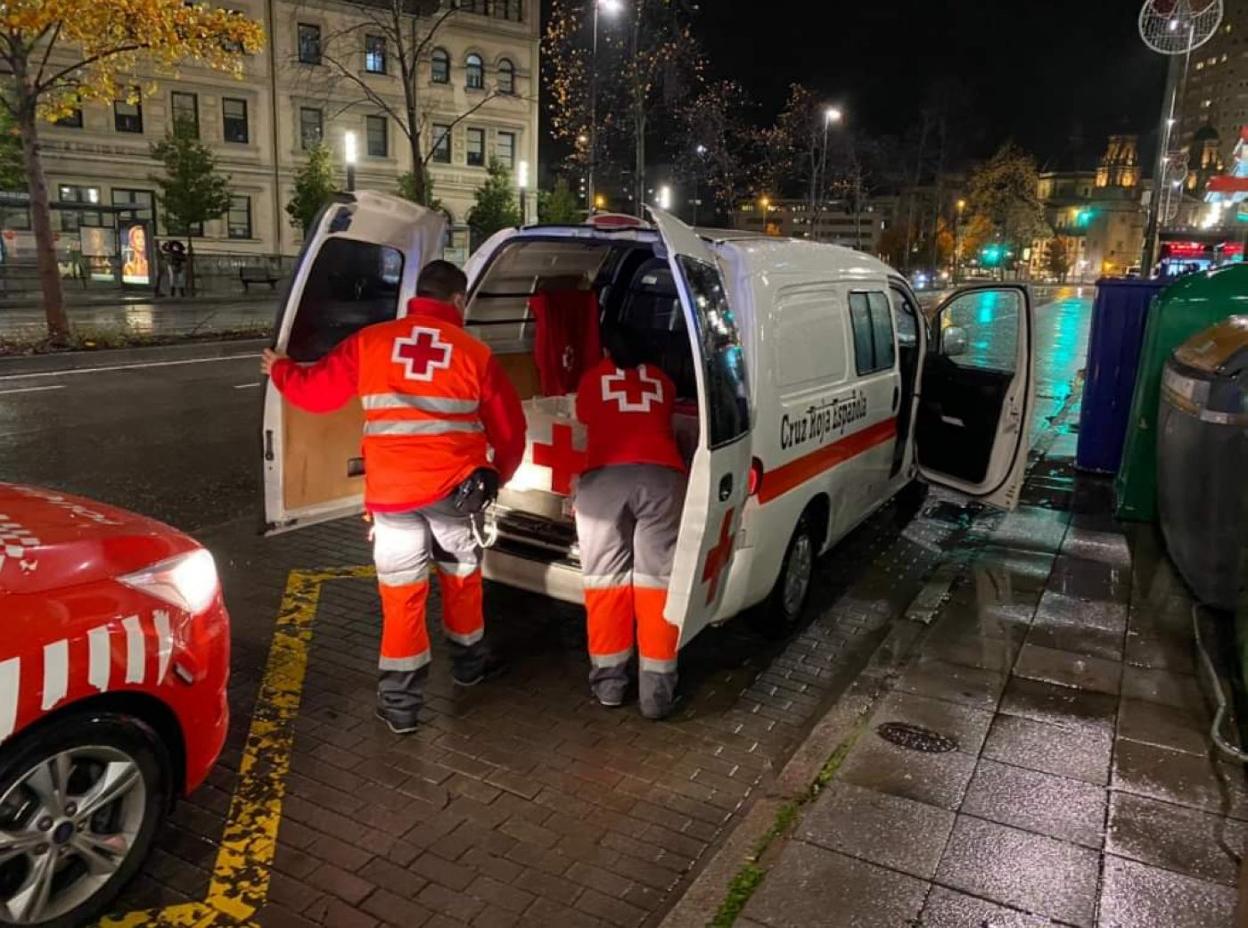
left=118, top=548, right=220, bottom=615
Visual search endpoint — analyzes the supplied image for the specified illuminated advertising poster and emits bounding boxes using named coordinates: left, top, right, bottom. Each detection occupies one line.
left=119, top=219, right=153, bottom=286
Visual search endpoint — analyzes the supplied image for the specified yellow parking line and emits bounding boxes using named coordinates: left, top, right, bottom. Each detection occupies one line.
left=100, top=565, right=375, bottom=927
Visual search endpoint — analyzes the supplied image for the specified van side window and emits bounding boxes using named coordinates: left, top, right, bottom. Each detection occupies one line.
left=848, top=290, right=895, bottom=375
left=677, top=255, right=749, bottom=448
left=774, top=290, right=847, bottom=389
left=286, top=238, right=404, bottom=362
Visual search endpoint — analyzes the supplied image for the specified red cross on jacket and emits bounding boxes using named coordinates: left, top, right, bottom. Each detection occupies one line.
left=575, top=357, right=685, bottom=475
left=269, top=297, right=526, bottom=512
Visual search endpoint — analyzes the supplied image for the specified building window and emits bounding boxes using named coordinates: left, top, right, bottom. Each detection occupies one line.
left=495, top=130, right=516, bottom=170
left=112, top=188, right=156, bottom=233
left=366, top=115, right=388, bottom=157
left=497, top=58, right=515, bottom=95
left=55, top=109, right=83, bottom=129
left=466, top=127, right=485, bottom=166
left=228, top=195, right=252, bottom=239
left=300, top=107, right=323, bottom=150
left=223, top=97, right=249, bottom=143
left=114, top=95, right=143, bottom=133
left=57, top=185, right=109, bottom=232
left=298, top=23, right=321, bottom=65
left=496, top=0, right=523, bottom=21
left=465, top=53, right=484, bottom=90
left=431, top=124, right=452, bottom=163
left=365, top=35, right=386, bottom=74
left=431, top=48, right=450, bottom=83
left=171, top=91, right=199, bottom=136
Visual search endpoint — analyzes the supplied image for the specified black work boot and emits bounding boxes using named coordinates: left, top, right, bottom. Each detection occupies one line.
left=376, top=666, right=428, bottom=733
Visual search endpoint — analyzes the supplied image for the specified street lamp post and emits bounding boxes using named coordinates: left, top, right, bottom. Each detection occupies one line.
left=587, top=0, right=622, bottom=215
left=953, top=198, right=965, bottom=282
left=817, top=107, right=842, bottom=241
left=693, top=143, right=706, bottom=226
left=344, top=130, right=358, bottom=192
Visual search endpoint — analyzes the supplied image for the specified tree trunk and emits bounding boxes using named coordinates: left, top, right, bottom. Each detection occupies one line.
left=634, top=107, right=646, bottom=218
left=186, top=235, right=196, bottom=295
left=15, top=85, right=68, bottom=340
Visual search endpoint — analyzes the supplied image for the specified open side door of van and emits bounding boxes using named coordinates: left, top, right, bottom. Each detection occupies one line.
left=263, top=192, right=446, bottom=533
left=916, top=284, right=1035, bottom=510
left=647, top=208, right=753, bottom=646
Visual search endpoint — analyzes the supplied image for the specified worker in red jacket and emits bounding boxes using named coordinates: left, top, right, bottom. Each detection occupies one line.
left=262, top=261, right=525, bottom=734
left=574, top=325, right=687, bottom=719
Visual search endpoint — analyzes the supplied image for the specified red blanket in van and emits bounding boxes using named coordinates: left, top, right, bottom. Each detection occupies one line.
left=530, top=290, right=602, bottom=396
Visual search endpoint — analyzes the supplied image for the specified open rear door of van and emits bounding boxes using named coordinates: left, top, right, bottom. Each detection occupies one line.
left=916, top=284, right=1035, bottom=510
left=263, top=192, right=446, bottom=533
left=647, top=208, right=753, bottom=646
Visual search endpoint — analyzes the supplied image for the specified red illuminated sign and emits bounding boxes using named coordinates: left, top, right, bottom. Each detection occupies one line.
left=1162, top=241, right=1209, bottom=259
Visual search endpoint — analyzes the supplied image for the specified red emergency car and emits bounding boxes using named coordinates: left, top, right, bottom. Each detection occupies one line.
left=0, top=483, right=230, bottom=926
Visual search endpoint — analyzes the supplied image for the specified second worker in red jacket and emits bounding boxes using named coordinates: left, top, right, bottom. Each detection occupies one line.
left=574, top=325, right=687, bottom=720
left=262, top=261, right=525, bottom=734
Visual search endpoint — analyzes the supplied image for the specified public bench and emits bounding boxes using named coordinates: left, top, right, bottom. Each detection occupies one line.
left=239, top=266, right=283, bottom=292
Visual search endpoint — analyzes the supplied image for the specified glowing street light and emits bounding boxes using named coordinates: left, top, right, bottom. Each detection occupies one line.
left=657, top=184, right=672, bottom=210
left=825, top=107, right=843, bottom=125
left=587, top=0, right=624, bottom=213
left=344, top=130, right=358, bottom=191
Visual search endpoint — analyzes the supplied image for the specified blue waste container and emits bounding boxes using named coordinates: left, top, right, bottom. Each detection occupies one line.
left=1075, top=278, right=1168, bottom=473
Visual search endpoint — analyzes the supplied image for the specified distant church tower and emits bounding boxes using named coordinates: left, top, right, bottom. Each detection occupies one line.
left=1096, top=135, right=1140, bottom=189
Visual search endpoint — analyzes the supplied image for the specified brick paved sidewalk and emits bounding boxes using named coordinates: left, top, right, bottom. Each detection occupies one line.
left=730, top=446, right=1245, bottom=926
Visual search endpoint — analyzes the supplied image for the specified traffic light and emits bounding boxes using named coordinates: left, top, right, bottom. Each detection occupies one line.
left=981, top=244, right=1004, bottom=267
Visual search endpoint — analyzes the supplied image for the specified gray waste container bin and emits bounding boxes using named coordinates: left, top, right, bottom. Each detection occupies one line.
left=1158, top=315, right=1248, bottom=610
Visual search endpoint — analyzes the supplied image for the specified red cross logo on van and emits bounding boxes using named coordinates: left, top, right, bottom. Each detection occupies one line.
left=602, top=365, right=662, bottom=412
left=702, top=508, right=736, bottom=605
left=393, top=326, right=453, bottom=382
left=532, top=423, right=586, bottom=495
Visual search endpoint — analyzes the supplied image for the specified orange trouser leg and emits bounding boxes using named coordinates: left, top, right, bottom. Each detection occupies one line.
left=584, top=584, right=635, bottom=669
left=438, top=568, right=484, bottom=647
left=635, top=585, right=679, bottom=674
left=378, top=579, right=432, bottom=671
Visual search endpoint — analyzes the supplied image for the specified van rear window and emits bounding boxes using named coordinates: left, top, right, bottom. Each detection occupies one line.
left=677, top=256, right=749, bottom=448
left=848, top=290, right=896, bottom=376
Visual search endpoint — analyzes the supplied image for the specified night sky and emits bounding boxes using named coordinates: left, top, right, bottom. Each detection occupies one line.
left=699, top=0, right=1169, bottom=166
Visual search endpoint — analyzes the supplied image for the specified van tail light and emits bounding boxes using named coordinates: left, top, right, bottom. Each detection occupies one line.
left=118, top=549, right=220, bottom=616
left=748, top=458, right=764, bottom=498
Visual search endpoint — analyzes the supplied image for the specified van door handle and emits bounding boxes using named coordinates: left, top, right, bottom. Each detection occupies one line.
left=264, top=429, right=274, bottom=462
left=718, top=474, right=733, bottom=501
left=892, top=386, right=900, bottom=413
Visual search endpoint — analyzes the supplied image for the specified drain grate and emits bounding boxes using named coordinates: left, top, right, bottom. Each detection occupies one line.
left=875, top=722, right=958, bottom=753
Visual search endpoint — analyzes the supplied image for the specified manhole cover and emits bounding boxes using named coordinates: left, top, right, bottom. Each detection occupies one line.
left=876, top=722, right=957, bottom=753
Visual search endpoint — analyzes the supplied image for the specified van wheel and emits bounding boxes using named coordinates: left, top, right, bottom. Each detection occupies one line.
left=747, top=514, right=816, bottom=639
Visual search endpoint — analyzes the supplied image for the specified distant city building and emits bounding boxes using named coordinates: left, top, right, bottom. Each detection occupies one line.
left=1031, top=134, right=1147, bottom=280
left=733, top=196, right=897, bottom=254
left=6, top=0, right=539, bottom=269
left=1175, top=7, right=1246, bottom=173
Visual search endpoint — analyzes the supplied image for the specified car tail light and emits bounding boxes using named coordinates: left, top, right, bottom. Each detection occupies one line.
left=118, top=549, right=220, bottom=615
left=748, top=458, right=764, bottom=497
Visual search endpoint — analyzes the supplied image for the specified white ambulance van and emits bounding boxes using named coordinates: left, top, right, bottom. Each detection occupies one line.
left=264, top=191, right=1035, bottom=647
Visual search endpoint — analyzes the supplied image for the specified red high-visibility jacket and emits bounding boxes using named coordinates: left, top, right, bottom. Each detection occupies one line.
left=575, top=357, right=685, bottom=475
left=271, top=298, right=526, bottom=512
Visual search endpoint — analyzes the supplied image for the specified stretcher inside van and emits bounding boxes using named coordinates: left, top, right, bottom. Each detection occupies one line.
left=263, top=192, right=1036, bottom=649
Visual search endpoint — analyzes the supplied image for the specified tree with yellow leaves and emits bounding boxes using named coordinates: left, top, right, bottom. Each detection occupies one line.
left=0, top=0, right=263, bottom=339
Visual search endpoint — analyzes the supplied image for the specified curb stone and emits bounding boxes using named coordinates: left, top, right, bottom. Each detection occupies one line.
left=0, top=338, right=269, bottom=376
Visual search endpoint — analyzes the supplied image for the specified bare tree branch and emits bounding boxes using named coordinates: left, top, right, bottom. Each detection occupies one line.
left=417, top=89, right=499, bottom=167
left=37, top=45, right=146, bottom=95
left=33, top=23, right=61, bottom=88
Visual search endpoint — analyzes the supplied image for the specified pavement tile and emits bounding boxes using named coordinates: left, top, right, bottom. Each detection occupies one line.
left=1116, top=697, right=1210, bottom=756
left=1059, top=527, right=1132, bottom=569
left=837, top=730, right=978, bottom=811
left=919, top=886, right=1056, bottom=927
left=961, top=758, right=1106, bottom=848
left=1048, top=555, right=1131, bottom=604
left=981, top=712, right=1113, bottom=785
left=1097, top=854, right=1236, bottom=928
left=741, top=841, right=927, bottom=928
left=870, top=691, right=995, bottom=756
left=1122, top=633, right=1196, bottom=673
left=1106, top=791, right=1247, bottom=887
left=1012, top=644, right=1122, bottom=696
left=922, top=633, right=1019, bottom=673
left=796, top=780, right=955, bottom=879
left=896, top=659, right=1008, bottom=712
left=998, top=676, right=1118, bottom=733
left=935, top=815, right=1100, bottom=927
left=1119, top=666, right=1207, bottom=713
left=1112, top=739, right=1248, bottom=821
left=1028, top=589, right=1127, bottom=660
left=985, top=507, right=1069, bottom=554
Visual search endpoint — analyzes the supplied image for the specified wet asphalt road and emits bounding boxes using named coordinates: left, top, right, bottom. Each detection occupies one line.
left=0, top=291, right=1093, bottom=534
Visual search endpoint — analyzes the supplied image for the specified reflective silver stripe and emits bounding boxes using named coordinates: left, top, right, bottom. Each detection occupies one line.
left=590, top=648, right=633, bottom=668
left=378, top=566, right=429, bottom=587
left=437, top=561, right=481, bottom=578
left=362, top=393, right=479, bottom=414
left=632, top=573, right=669, bottom=590
left=582, top=571, right=632, bottom=590
left=364, top=420, right=484, bottom=436
left=639, top=656, right=678, bottom=674
left=444, top=627, right=484, bottom=646
left=379, top=651, right=432, bottom=672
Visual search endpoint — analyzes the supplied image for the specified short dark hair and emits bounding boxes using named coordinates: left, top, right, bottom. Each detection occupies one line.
left=417, top=260, right=468, bottom=302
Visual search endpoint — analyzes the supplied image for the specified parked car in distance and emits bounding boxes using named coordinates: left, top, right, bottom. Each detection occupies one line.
left=0, top=483, right=230, bottom=926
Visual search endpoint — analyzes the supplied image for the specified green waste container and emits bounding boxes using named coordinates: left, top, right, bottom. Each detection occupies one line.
left=1115, top=264, right=1248, bottom=521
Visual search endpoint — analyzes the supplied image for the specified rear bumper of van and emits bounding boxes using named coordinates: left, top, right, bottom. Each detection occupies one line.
left=482, top=548, right=584, bottom=605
